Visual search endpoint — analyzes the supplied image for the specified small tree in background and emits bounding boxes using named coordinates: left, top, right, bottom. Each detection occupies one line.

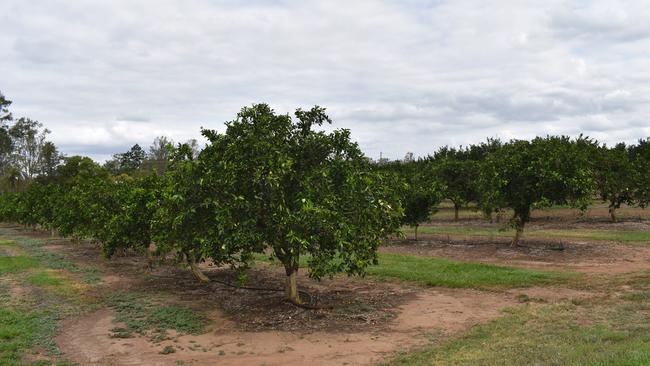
left=433, top=157, right=479, bottom=221
left=630, top=138, right=650, bottom=209
left=480, top=136, right=594, bottom=246
left=593, top=143, right=636, bottom=222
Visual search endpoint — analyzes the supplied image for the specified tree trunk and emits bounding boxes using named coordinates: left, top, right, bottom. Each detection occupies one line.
left=187, top=253, right=209, bottom=283
left=189, top=261, right=210, bottom=283
left=414, top=225, right=418, bottom=241
left=454, top=206, right=459, bottom=221
left=511, top=220, right=525, bottom=247
left=609, top=207, right=617, bottom=222
left=284, top=268, right=301, bottom=304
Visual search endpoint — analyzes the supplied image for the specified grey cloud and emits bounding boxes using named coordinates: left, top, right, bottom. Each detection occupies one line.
left=1, top=0, right=649, bottom=162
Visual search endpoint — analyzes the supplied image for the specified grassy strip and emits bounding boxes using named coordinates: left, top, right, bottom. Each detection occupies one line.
left=0, top=229, right=102, bottom=284
left=368, top=253, right=576, bottom=289
left=255, top=252, right=575, bottom=289
left=106, top=293, right=206, bottom=341
left=386, top=271, right=650, bottom=366
left=405, top=225, right=650, bottom=243
left=0, top=232, right=94, bottom=365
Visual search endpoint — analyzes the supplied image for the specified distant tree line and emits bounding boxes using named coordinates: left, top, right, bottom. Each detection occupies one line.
left=1, top=89, right=649, bottom=303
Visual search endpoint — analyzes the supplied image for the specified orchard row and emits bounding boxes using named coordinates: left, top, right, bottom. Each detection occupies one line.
left=1, top=94, right=649, bottom=303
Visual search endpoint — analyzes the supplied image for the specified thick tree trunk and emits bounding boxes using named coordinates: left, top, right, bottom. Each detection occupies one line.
left=414, top=225, right=418, bottom=241
left=284, top=268, right=301, bottom=304
left=454, top=206, right=459, bottom=221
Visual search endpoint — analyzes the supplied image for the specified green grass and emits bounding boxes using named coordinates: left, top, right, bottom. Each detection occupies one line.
left=405, top=226, right=650, bottom=243
left=368, top=253, right=577, bottom=289
left=0, top=229, right=102, bottom=284
left=0, top=256, right=38, bottom=274
left=255, top=252, right=575, bottom=289
left=28, top=271, right=64, bottom=287
left=0, top=282, right=62, bottom=365
left=107, top=293, right=206, bottom=340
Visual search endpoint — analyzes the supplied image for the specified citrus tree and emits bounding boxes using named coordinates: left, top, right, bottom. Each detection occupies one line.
left=593, top=143, right=636, bottom=222
left=480, top=136, right=594, bottom=246
left=199, top=104, right=403, bottom=304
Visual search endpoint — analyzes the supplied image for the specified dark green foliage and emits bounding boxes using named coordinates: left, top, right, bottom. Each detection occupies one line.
left=629, top=138, right=650, bottom=208
left=592, top=142, right=636, bottom=221
left=199, top=104, right=404, bottom=300
left=479, top=136, right=595, bottom=245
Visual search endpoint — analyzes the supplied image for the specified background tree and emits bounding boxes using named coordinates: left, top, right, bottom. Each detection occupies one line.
left=593, top=143, right=636, bottom=222
left=200, top=104, right=403, bottom=304
left=630, top=138, right=650, bottom=208
left=143, top=136, right=173, bottom=175
left=8, top=118, right=51, bottom=181
left=104, top=144, right=146, bottom=175
left=0, top=92, right=13, bottom=176
left=432, top=152, right=479, bottom=221
left=479, top=136, right=594, bottom=246
left=381, top=159, right=441, bottom=240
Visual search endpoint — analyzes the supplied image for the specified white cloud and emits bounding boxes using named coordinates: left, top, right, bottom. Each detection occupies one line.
left=1, top=0, right=649, bottom=161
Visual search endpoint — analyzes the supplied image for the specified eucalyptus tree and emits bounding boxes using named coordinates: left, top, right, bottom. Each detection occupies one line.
left=8, top=118, right=51, bottom=181
left=480, top=136, right=594, bottom=246
left=199, top=104, right=403, bottom=304
left=0, top=92, right=13, bottom=175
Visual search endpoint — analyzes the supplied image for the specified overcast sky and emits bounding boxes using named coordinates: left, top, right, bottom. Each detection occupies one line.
left=2, top=1, right=649, bottom=161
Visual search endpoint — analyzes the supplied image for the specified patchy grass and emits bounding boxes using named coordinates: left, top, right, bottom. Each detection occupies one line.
left=0, top=231, right=96, bottom=365
left=0, top=282, right=64, bottom=364
left=28, top=271, right=64, bottom=287
left=405, top=225, right=650, bottom=243
left=106, top=293, right=206, bottom=340
left=386, top=271, right=650, bottom=366
left=0, top=256, right=38, bottom=274
left=368, top=253, right=577, bottom=289
left=0, top=229, right=102, bottom=284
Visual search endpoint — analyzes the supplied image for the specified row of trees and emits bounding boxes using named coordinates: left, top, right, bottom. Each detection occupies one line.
left=387, top=136, right=650, bottom=245
left=0, top=96, right=403, bottom=304
left=1, top=90, right=649, bottom=301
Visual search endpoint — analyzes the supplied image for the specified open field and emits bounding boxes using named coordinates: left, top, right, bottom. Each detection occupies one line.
left=2, top=205, right=650, bottom=365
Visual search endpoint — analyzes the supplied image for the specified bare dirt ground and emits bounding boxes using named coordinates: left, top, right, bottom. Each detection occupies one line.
left=57, top=288, right=513, bottom=366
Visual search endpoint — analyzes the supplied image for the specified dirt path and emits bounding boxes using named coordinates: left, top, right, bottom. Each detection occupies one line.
left=57, top=288, right=513, bottom=366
